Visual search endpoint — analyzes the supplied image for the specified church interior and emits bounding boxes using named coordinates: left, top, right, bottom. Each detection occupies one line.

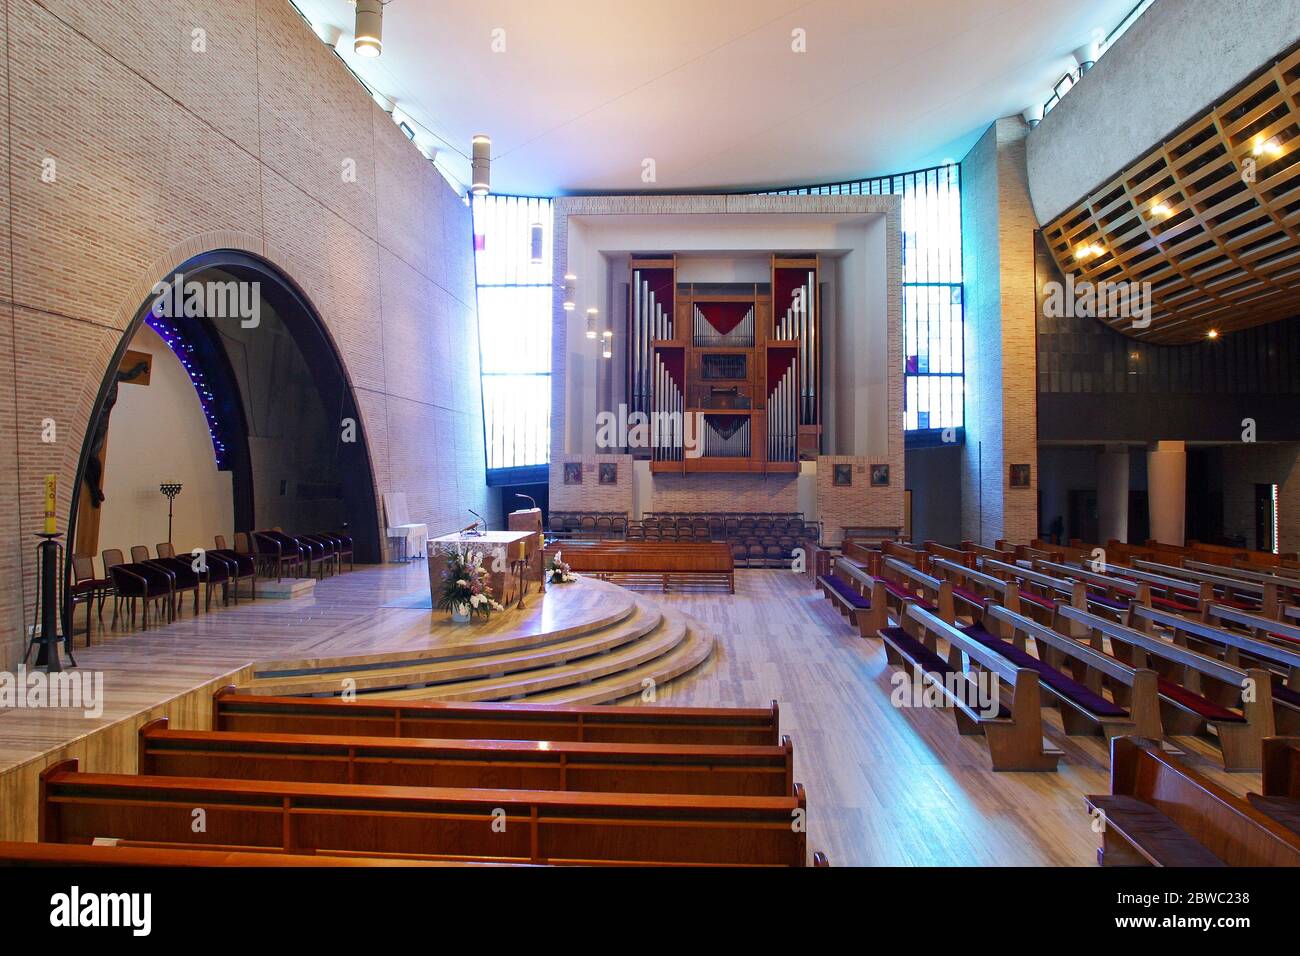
left=3, top=0, right=1300, bottom=909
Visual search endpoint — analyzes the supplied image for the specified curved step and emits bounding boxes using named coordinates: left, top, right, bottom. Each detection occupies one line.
left=364, top=612, right=691, bottom=703
left=525, top=623, right=715, bottom=705
left=240, top=603, right=664, bottom=696
left=251, top=582, right=638, bottom=678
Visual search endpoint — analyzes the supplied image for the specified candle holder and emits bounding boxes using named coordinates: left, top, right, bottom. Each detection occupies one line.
left=159, top=482, right=183, bottom=545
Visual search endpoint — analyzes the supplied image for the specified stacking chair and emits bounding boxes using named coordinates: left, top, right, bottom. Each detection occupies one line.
left=69, top=555, right=107, bottom=646
left=299, top=533, right=339, bottom=578
left=101, top=549, right=126, bottom=628
left=149, top=544, right=202, bottom=618
left=329, top=531, right=355, bottom=572
left=212, top=535, right=258, bottom=602
left=108, top=560, right=174, bottom=630
left=159, top=542, right=232, bottom=611
left=254, top=530, right=304, bottom=581
left=610, top=515, right=627, bottom=539
left=595, top=516, right=613, bottom=539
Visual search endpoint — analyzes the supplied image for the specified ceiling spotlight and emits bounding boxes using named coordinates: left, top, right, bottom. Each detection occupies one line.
left=1150, top=202, right=1172, bottom=218
left=1206, top=328, right=1220, bottom=340
left=471, top=135, right=491, bottom=196
left=1253, top=136, right=1282, bottom=158
left=354, top=0, right=384, bottom=58
left=1072, top=41, right=1098, bottom=73
left=562, top=274, right=577, bottom=312
left=1074, top=241, right=1104, bottom=261
left=586, top=308, right=598, bottom=339
left=602, top=341, right=613, bottom=360
left=1021, top=104, right=1044, bottom=128
left=314, top=23, right=343, bottom=49
left=530, top=223, right=544, bottom=264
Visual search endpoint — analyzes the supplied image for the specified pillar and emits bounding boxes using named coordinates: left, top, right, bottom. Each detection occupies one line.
left=1097, top=445, right=1130, bottom=545
left=1147, top=440, right=1187, bottom=546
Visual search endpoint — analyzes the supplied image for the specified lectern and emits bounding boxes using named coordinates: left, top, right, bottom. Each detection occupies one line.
left=507, top=507, right=545, bottom=584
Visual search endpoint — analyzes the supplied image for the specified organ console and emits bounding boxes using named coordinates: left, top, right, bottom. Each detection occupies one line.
left=627, top=254, right=821, bottom=474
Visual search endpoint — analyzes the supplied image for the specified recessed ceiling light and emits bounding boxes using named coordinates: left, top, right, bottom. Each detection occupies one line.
left=1206, top=328, right=1219, bottom=340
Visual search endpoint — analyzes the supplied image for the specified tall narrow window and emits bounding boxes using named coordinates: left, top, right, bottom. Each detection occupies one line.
left=471, top=196, right=553, bottom=478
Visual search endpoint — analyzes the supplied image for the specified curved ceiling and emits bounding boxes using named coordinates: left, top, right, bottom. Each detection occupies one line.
left=291, top=0, right=1138, bottom=195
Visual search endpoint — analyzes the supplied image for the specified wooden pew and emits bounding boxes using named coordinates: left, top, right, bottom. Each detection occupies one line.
left=1086, top=736, right=1300, bottom=866
left=973, top=604, right=1162, bottom=741
left=841, top=538, right=882, bottom=571
left=1135, top=604, right=1300, bottom=735
left=879, top=604, right=1060, bottom=771
left=543, top=541, right=734, bottom=592
left=0, top=841, right=480, bottom=867
left=960, top=541, right=1014, bottom=562
left=213, top=687, right=780, bottom=747
left=928, top=557, right=1022, bottom=624
left=39, top=759, right=815, bottom=866
left=1106, top=563, right=1213, bottom=614
left=922, top=541, right=975, bottom=567
left=881, top=540, right=930, bottom=572
left=1185, top=559, right=1300, bottom=606
left=1034, top=559, right=1152, bottom=620
left=879, top=557, right=954, bottom=630
left=1132, top=558, right=1278, bottom=618
left=815, top=557, right=887, bottom=637
left=139, top=718, right=795, bottom=797
left=978, top=557, right=1086, bottom=625
left=1057, top=605, right=1274, bottom=771
left=1255, top=737, right=1300, bottom=837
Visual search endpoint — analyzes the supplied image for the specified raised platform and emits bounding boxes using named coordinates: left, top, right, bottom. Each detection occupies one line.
left=0, top=566, right=715, bottom=841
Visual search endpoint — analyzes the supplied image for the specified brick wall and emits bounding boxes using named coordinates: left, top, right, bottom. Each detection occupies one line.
left=960, top=117, right=1039, bottom=546
left=816, top=456, right=904, bottom=545
left=0, top=0, right=493, bottom=670
left=548, top=454, right=634, bottom=513
left=650, top=473, right=798, bottom=514
left=1221, top=443, right=1300, bottom=554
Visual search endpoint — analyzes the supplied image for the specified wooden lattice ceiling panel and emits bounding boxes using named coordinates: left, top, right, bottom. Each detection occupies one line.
left=1041, top=44, right=1300, bottom=343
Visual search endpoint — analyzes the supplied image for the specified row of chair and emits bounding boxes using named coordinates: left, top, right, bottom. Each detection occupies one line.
left=69, top=529, right=353, bottom=640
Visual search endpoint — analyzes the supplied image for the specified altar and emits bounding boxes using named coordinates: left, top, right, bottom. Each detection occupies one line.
left=427, top=526, right=542, bottom=610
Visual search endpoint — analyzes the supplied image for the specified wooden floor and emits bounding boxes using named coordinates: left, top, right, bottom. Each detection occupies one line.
left=643, top=569, right=1263, bottom=867
left=1, top=563, right=1262, bottom=863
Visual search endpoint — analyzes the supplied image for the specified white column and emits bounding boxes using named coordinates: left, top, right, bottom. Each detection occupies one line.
left=1097, top=445, right=1130, bottom=546
left=1146, top=440, right=1187, bottom=547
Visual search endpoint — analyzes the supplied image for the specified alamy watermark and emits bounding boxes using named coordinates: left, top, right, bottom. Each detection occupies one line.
left=595, top=404, right=705, bottom=458
left=1043, top=274, right=1152, bottom=330
left=0, top=666, right=104, bottom=718
left=150, top=273, right=261, bottom=329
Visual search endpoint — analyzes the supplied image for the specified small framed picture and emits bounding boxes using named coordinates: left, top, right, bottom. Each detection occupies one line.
left=870, top=464, right=890, bottom=487
left=833, top=464, right=853, bottom=487
left=1009, top=463, right=1031, bottom=488
left=563, top=462, right=583, bottom=485
left=599, top=463, right=617, bottom=485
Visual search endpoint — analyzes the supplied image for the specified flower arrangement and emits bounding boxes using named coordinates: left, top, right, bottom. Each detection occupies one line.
left=436, top=546, right=505, bottom=621
left=545, top=551, right=577, bottom=585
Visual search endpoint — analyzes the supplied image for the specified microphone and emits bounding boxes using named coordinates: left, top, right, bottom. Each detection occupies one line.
left=514, top=493, right=537, bottom=510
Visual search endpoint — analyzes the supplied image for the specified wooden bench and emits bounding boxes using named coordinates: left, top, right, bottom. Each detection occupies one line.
left=879, top=604, right=1059, bottom=771
left=880, top=557, right=955, bottom=631
left=39, top=758, right=817, bottom=866
left=959, top=541, right=1015, bottom=562
left=921, top=541, right=975, bottom=567
left=1034, top=559, right=1152, bottom=620
left=881, top=540, right=930, bottom=572
left=1137, top=604, right=1300, bottom=735
left=1086, top=736, right=1300, bottom=866
left=978, top=557, right=1085, bottom=625
left=815, top=557, right=887, bottom=637
left=0, top=841, right=490, bottom=867
left=140, top=717, right=795, bottom=797
left=213, top=687, right=780, bottom=746
left=1133, top=558, right=1277, bottom=618
left=928, top=557, right=1022, bottom=623
left=841, top=538, right=883, bottom=571
left=1058, top=605, right=1274, bottom=771
left=1185, top=559, right=1300, bottom=606
left=969, top=604, right=1162, bottom=741
left=543, top=542, right=734, bottom=592
left=1107, top=562, right=1213, bottom=614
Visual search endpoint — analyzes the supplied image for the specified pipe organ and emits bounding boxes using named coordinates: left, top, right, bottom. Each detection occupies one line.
left=626, top=254, right=821, bottom=473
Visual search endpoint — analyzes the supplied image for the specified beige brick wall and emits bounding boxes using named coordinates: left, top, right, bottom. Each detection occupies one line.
left=548, top=454, right=635, bottom=514
left=0, top=0, right=492, bottom=670
left=650, top=473, right=798, bottom=514
left=816, top=456, right=904, bottom=545
left=960, top=117, right=1039, bottom=546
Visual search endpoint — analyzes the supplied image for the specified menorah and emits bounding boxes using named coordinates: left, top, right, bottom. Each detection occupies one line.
left=159, top=481, right=183, bottom=544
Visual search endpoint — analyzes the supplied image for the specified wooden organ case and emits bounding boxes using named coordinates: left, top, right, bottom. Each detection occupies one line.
left=627, top=255, right=822, bottom=474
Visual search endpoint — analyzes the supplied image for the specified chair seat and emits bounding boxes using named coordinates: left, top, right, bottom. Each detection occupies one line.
left=951, top=585, right=983, bottom=607
left=960, top=624, right=1129, bottom=718
left=1089, top=795, right=1225, bottom=866
left=819, top=575, right=871, bottom=610
left=1155, top=677, right=1246, bottom=723
left=878, top=627, right=1010, bottom=719
left=1017, top=589, right=1056, bottom=611
left=1087, top=591, right=1130, bottom=611
left=1151, top=595, right=1200, bottom=613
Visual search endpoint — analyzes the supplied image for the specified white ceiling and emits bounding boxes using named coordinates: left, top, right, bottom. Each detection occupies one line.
left=291, top=0, right=1142, bottom=195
